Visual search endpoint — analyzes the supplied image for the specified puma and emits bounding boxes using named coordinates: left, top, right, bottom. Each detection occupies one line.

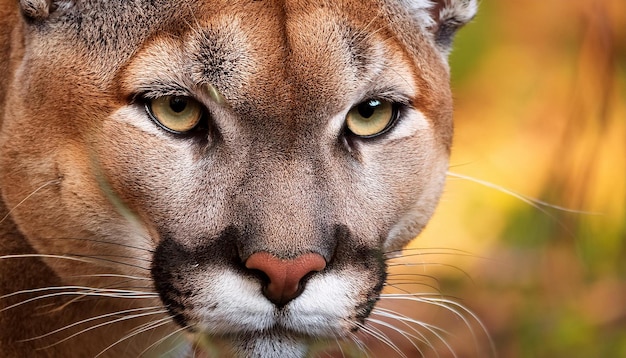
left=0, top=0, right=477, bottom=357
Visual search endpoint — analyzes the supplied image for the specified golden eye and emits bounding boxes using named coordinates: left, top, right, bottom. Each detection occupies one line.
left=345, top=99, right=397, bottom=137
left=147, top=96, right=204, bottom=133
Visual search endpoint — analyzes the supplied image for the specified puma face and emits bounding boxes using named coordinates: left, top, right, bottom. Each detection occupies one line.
left=0, top=0, right=476, bottom=356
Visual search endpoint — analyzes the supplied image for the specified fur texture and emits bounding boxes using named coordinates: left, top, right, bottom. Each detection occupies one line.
left=0, top=0, right=476, bottom=357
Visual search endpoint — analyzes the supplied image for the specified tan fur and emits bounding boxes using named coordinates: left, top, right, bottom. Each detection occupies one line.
left=0, top=1, right=476, bottom=357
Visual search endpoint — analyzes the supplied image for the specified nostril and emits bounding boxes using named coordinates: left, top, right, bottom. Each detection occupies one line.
left=245, top=252, right=326, bottom=307
left=247, top=268, right=271, bottom=286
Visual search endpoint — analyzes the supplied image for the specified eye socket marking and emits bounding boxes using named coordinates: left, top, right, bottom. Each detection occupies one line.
left=345, top=99, right=399, bottom=138
left=145, top=96, right=205, bottom=134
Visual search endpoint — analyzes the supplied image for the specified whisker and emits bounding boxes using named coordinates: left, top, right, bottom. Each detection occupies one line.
left=1, top=286, right=156, bottom=300
left=19, top=306, right=163, bottom=342
left=365, top=316, right=427, bottom=357
left=69, top=251, right=150, bottom=265
left=318, top=333, right=364, bottom=358
left=382, top=284, right=424, bottom=296
left=384, top=276, right=440, bottom=289
left=1, top=289, right=158, bottom=313
left=346, top=331, right=370, bottom=358
left=64, top=253, right=150, bottom=271
left=446, top=171, right=599, bottom=215
left=122, top=316, right=170, bottom=340
left=37, top=309, right=168, bottom=350
left=381, top=294, right=496, bottom=358
left=332, top=336, right=347, bottom=358
left=0, top=253, right=150, bottom=273
left=47, top=237, right=154, bottom=253
left=387, top=249, right=489, bottom=262
left=0, top=179, right=60, bottom=225
left=72, top=253, right=151, bottom=263
left=372, top=307, right=449, bottom=336
left=70, top=273, right=151, bottom=281
left=385, top=273, right=442, bottom=287
left=357, top=322, right=407, bottom=358
left=138, top=323, right=188, bottom=357
left=420, top=295, right=496, bottom=358
left=386, top=260, right=476, bottom=284
left=371, top=307, right=452, bottom=357
left=32, top=280, right=155, bottom=313
left=382, top=294, right=474, bottom=336
left=97, top=278, right=155, bottom=295
left=1, top=254, right=95, bottom=263
left=34, top=274, right=155, bottom=312
left=388, top=247, right=479, bottom=255
left=383, top=282, right=443, bottom=298
left=93, top=316, right=174, bottom=358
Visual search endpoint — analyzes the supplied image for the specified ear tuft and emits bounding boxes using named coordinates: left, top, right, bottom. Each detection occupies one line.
left=429, top=0, right=478, bottom=51
left=20, top=0, right=53, bottom=21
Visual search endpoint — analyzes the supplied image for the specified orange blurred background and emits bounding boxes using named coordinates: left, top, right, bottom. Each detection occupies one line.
left=388, top=1, right=625, bottom=357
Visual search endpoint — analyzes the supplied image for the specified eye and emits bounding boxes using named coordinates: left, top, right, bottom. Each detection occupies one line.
left=345, top=99, right=398, bottom=138
left=145, top=96, right=204, bottom=133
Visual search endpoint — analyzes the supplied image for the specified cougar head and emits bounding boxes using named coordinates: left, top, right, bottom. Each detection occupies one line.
left=0, top=0, right=476, bottom=356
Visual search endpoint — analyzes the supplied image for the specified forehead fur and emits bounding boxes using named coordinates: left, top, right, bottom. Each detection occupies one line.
left=21, top=0, right=467, bottom=147
left=117, top=1, right=428, bottom=117
left=32, top=1, right=442, bottom=64
left=25, top=0, right=477, bottom=55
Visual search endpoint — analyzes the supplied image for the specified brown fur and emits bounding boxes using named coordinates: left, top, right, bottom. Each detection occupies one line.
left=0, top=1, right=476, bottom=357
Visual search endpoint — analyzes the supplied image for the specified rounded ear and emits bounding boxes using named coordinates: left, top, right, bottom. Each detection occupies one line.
left=20, top=0, right=51, bottom=20
left=399, top=0, right=477, bottom=55
left=429, top=0, right=478, bottom=50
left=19, top=0, right=56, bottom=21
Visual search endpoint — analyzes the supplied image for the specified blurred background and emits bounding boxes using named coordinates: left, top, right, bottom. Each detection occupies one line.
left=386, top=0, right=625, bottom=357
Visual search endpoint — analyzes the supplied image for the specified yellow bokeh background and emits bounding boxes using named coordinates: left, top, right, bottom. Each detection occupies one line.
left=392, top=0, right=625, bottom=356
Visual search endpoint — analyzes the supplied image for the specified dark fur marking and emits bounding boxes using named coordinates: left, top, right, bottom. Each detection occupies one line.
left=435, top=18, right=464, bottom=49
left=193, top=27, right=250, bottom=93
left=151, top=227, right=240, bottom=328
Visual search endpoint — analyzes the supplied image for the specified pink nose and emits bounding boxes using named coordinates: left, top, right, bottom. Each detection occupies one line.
left=245, top=252, right=326, bottom=307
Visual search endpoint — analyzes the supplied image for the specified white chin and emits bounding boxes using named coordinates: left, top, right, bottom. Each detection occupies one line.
left=195, top=332, right=309, bottom=358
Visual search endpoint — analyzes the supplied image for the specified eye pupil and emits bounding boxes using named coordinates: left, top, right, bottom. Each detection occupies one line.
left=146, top=95, right=204, bottom=134
left=169, top=97, right=188, bottom=113
left=345, top=99, right=397, bottom=138
left=357, top=100, right=381, bottom=119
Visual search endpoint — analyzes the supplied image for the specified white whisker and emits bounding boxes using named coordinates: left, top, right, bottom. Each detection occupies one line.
left=388, top=250, right=488, bottom=262
left=20, top=306, right=163, bottom=342
left=371, top=309, right=435, bottom=342
left=365, top=317, right=427, bottom=357
left=65, top=253, right=150, bottom=271
left=0, top=253, right=150, bottom=272
left=381, top=294, right=496, bottom=357
left=347, top=332, right=370, bottom=358
left=0, top=254, right=97, bottom=264
left=37, top=309, right=168, bottom=350
left=138, top=323, right=188, bottom=357
left=94, top=316, right=174, bottom=358
left=46, top=237, right=154, bottom=253
left=332, top=336, right=347, bottom=358
left=447, top=171, right=598, bottom=215
left=1, top=286, right=156, bottom=300
left=1, top=289, right=158, bottom=313
left=386, top=262, right=475, bottom=284
left=371, top=307, right=451, bottom=357
left=372, top=307, right=448, bottom=336
left=0, top=180, right=60, bottom=225
left=69, top=273, right=151, bottom=281
left=357, top=322, right=408, bottom=358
